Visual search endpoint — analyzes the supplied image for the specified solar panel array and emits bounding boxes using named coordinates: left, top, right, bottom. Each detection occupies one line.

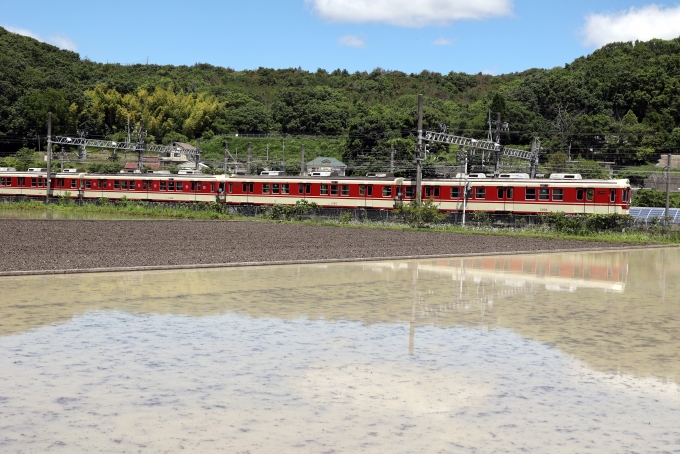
left=629, top=207, right=680, bottom=224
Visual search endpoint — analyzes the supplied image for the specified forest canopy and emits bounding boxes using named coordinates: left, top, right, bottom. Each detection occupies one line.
left=2, top=26, right=680, bottom=171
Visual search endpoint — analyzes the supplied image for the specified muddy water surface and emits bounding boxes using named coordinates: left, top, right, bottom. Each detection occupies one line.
left=1, top=248, right=679, bottom=453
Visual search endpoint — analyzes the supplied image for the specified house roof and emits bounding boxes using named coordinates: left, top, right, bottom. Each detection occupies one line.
left=172, top=142, right=197, bottom=150
left=306, top=157, right=346, bottom=167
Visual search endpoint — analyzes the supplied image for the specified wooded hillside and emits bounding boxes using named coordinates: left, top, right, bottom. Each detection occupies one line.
left=2, top=25, right=680, bottom=173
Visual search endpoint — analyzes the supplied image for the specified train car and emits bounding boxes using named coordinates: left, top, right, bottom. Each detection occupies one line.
left=0, top=169, right=227, bottom=203
left=0, top=168, right=631, bottom=215
left=222, top=173, right=630, bottom=215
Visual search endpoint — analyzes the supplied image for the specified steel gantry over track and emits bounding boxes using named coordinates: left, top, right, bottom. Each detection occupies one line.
left=50, top=136, right=201, bottom=169
left=423, top=130, right=540, bottom=177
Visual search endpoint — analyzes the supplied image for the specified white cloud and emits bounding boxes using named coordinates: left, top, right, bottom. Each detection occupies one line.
left=4, top=25, right=41, bottom=40
left=338, top=34, right=366, bottom=47
left=306, top=0, right=513, bottom=27
left=582, top=4, right=680, bottom=47
left=432, top=37, right=455, bottom=46
left=2, top=25, right=77, bottom=51
left=48, top=33, right=77, bottom=51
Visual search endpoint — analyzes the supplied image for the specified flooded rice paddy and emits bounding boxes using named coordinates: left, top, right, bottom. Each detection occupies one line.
left=0, top=248, right=679, bottom=453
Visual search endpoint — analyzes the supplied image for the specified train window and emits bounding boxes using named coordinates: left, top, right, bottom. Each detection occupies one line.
left=450, top=187, right=460, bottom=199
left=367, top=185, right=373, bottom=196
left=38, top=178, right=43, bottom=187
left=425, top=186, right=440, bottom=198
left=122, top=180, right=128, bottom=190
left=341, top=185, right=349, bottom=196
left=98, top=180, right=105, bottom=189
left=587, top=189, right=594, bottom=201
left=211, top=183, right=215, bottom=192
left=305, top=184, right=311, bottom=194
left=539, top=188, right=549, bottom=200
left=507, top=188, right=513, bottom=199
left=552, top=189, right=564, bottom=201
left=85, top=180, right=91, bottom=189
left=229, top=183, right=233, bottom=193
left=610, top=189, right=616, bottom=202
left=577, top=189, right=584, bottom=201
left=320, top=184, right=328, bottom=195
left=191, top=182, right=196, bottom=191
left=71, top=180, right=77, bottom=189
left=0, top=177, right=5, bottom=185
left=177, top=181, right=183, bottom=191
left=263, top=183, right=270, bottom=194
left=405, top=187, right=415, bottom=198
left=218, top=182, right=224, bottom=193
left=160, top=181, right=166, bottom=191
left=272, top=183, right=280, bottom=194
left=497, top=187, right=505, bottom=199
left=331, top=185, right=338, bottom=196
left=282, top=184, right=290, bottom=194
left=170, top=181, right=176, bottom=191
left=298, top=183, right=304, bottom=194
left=525, top=188, right=536, bottom=200
left=31, top=178, right=37, bottom=187
left=249, top=183, right=254, bottom=193
left=359, top=185, right=365, bottom=196
left=114, top=180, right=120, bottom=190
left=475, top=187, right=486, bottom=199
left=382, top=186, right=392, bottom=197
left=623, top=189, right=629, bottom=202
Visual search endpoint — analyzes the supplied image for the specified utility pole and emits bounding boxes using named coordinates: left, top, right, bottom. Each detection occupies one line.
left=77, top=129, right=87, bottom=160
left=247, top=142, right=252, bottom=175
left=136, top=119, right=145, bottom=172
left=666, top=153, right=671, bottom=226
left=390, top=146, right=395, bottom=173
left=45, top=112, right=52, bottom=203
left=416, top=94, right=423, bottom=203
left=300, top=144, right=305, bottom=176
left=224, top=141, right=229, bottom=175
left=196, top=138, right=201, bottom=171
left=266, top=143, right=269, bottom=163
left=494, top=112, right=502, bottom=174
left=530, top=138, right=540, bottom=179
left=60, top=145, right=65, bottom=172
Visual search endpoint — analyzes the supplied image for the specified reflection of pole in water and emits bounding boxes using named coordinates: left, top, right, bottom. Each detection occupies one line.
left=662, top=249, right=667, bottom=302
left=410, top=266, right=418, bottom=356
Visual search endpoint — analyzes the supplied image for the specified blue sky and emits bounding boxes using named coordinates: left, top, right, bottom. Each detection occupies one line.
left=3, top=0, right=680, bottom=75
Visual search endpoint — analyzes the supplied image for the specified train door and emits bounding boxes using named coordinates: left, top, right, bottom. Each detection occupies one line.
left=360, top=184, right=373, bottom=208
left=498, top=186, right=514, bottom=212
left=608, top=188, right=616, bottom=214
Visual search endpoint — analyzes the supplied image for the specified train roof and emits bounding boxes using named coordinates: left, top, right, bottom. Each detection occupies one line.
left=0, top=169, right=629, bottom=186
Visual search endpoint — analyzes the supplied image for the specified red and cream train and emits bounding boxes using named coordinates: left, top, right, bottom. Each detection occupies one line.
left=0, top=168, right=631, bottom=215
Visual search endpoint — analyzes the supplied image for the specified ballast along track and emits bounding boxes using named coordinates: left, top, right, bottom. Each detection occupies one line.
left=0, top=169, right=631, bottom=216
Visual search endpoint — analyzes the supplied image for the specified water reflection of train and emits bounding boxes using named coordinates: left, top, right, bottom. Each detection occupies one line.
left=373, top=252, right=628, bottom=293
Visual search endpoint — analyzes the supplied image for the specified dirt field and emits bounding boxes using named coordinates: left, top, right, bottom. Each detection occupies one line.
left=0, top=219, right=648, bottom=274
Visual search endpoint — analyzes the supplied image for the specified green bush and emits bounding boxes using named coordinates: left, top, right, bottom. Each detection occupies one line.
left=632, top=189, right=680, bottom=208
left=269, top=199, right=319, bottom=220
left=540, top=212, right=633, bottom=234
left=395, top=198, right=445, bottom=228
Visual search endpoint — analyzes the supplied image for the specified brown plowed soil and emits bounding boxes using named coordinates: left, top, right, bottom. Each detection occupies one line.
left=0, top=219, right=637, bottom=273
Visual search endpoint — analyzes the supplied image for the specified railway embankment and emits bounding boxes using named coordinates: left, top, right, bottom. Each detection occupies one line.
left=0, top=219, right=666, bottom=275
